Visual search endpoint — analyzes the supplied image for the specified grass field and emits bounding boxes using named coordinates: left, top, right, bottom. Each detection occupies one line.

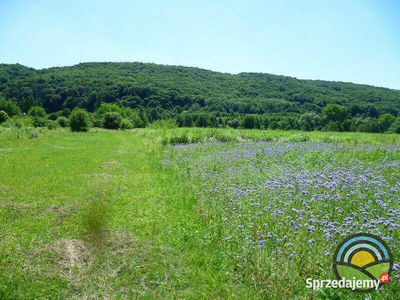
left=0, top=127, right=399, bottom=299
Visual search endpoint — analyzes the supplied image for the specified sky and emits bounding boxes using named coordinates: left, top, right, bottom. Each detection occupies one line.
left=0, top=0, right=399, bottom=89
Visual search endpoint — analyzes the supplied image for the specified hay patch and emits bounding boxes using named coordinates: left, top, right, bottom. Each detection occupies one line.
left=86, top=173, right=112, bottom=179
left=101, top=161, right=120, bottom=169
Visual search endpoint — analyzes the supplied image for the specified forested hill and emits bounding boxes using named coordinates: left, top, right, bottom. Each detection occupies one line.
left=1, top=62, right=400, bottom=117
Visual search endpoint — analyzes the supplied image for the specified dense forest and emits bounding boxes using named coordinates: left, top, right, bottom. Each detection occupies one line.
left=1, top=62, right=400, bottom=133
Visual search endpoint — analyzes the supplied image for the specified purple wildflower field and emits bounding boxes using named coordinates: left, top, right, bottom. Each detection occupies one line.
left=168, top=141, right=400, bottom=296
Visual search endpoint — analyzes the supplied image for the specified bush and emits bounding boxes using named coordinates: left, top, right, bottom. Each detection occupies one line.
left=120, top=118, right=133, bottom=130
left=61, top=108, right=71, bottom=118
left=48, top=112, right=59, bottom=120
left=0, top=110, right=9, bottom=123
left=103, top=112, right=121, bottom=129
left=70, top=108, right=90, bottom=132
left=28, top=106, right=46, bottom=118
left=89, top=113, right=103, bottom=128
left=32, top=117, right=47, bottom=127
left=56, top=117, right=68, bottom=128
left=47, top=120, right=59, bottom=130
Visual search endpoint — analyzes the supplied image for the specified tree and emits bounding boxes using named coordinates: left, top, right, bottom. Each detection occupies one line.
left=301, top=121, right=312, bottom=131
left=298, top=113, right=321, bottom=130
left=96, top=103, right=123, bottom=115
left=184, top=114, right=193, bottom=127
left=261, top=116, right=269, bottom=129
left=176, top=114, right=184, bottom=127
left=227, top=119, right=240, bottom=129
left=28, top=106, right=46, bottom=118
left=242, top=115, right=256, bottom=129
left=138, top=107, right=149, bottom=128
left=325, top=121, right=343, bottom=132
left=379, top=114, right=396, bottom=133
left=209, top=115, right=218, bottom=128
left=322, top=104, right=349, bottom=123
left=69, top=108, right=90, bottom=132
left=0, top=99, right=20, bottom=116
left=61, top=108, right=71, bottom=117
left=269, top=121, right=279, bottom=130
left=388, top=118, right=400, bottom=134
left=195, top=114, right=208, bottom=127
left=95, top=93, right=103, bottom=110
left=103, top=112, right=121, bottom=129
left=21, top=96, right=36, bottom=113
left=0, top=110, right=9, bottom=123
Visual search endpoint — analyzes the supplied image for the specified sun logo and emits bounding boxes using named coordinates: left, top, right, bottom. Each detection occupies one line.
left=332, top=233, right=393, bottom=293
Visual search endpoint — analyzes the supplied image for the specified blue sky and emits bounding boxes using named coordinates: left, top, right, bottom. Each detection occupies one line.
left=0, top=0, right=399, bottom=89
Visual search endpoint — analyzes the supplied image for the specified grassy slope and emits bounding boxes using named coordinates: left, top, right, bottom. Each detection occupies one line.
left=1, top=128, right=399, bottom=299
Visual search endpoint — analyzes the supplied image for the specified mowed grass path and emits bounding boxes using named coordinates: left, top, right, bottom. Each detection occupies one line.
left=0, top=129, right=256, bottom=299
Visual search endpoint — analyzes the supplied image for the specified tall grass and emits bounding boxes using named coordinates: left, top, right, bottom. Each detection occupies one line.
left=137, top=127, right=400, bottom=146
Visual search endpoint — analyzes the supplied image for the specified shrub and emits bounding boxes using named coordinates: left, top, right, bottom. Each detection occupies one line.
left=61, top=108, right=71, bottom=117
left=48, top=112, right=59, bottom=120
left=47, top=120, right=59, bottom=130
left=28, top=106, right=46, bottom=118
left=70, top=108, right=90, bottom=132
left=56, top=116, right=68, bottom=128
left=27, top=132, right=39, bottom=139
left=32, top=117, right=47, bottom=127
left=120, top=118, right=133, bottom=130
left=89, top=113, right=103, bottom=128
left=103, top=112, right=121, bottom=129
left=0, top=110, right=9, bottom=123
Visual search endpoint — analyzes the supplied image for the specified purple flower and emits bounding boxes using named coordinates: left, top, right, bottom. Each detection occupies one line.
left=306, top=226, right=315, bottom=232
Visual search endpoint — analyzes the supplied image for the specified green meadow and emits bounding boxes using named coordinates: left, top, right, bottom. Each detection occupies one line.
left=1, top=127, right=399, bottom=299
